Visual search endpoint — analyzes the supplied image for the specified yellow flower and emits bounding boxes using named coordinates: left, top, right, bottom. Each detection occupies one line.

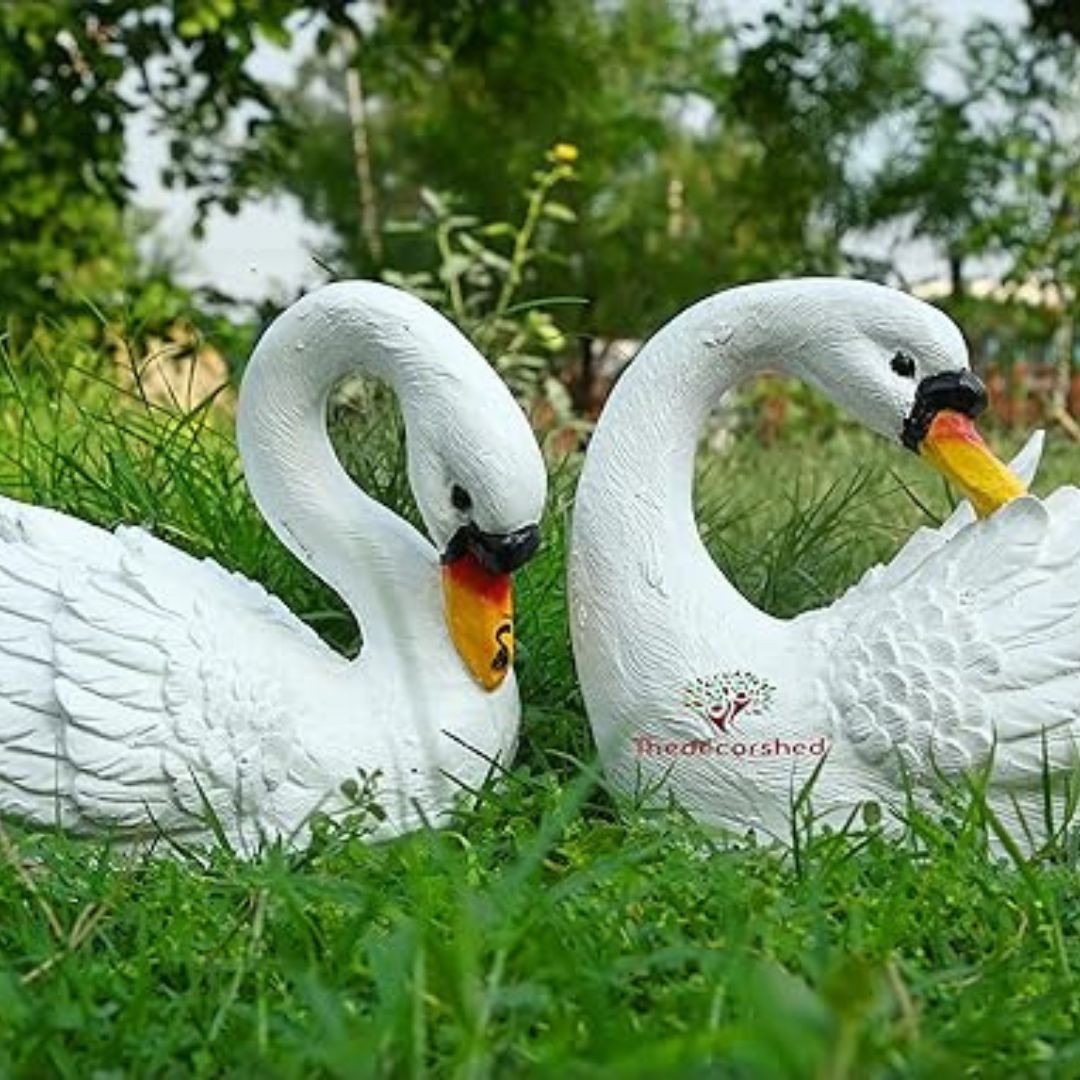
left=550, top=142, right=579, bottom=164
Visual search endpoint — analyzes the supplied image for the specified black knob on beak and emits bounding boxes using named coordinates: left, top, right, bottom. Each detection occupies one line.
left=902, top=370, right=988, bottom=451
left=442, top=523, right=541, bottom=574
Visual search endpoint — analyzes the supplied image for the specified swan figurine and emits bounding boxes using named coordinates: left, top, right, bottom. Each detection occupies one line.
left=0, top=282, right=546, bottom=852
left=570, top=277, right=1080, bottom=848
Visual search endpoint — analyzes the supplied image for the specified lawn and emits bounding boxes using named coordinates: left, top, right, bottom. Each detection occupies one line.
left=1, top=344, right=1080, bottom=1077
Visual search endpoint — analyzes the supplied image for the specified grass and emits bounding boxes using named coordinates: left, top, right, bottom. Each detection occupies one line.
left=3, top=336, right=1080, bottom=1076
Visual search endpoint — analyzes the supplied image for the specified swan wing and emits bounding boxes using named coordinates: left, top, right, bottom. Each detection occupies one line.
left=811, top=483, right=1080, bottom=787
left=0, top=495, right=333, bottom=842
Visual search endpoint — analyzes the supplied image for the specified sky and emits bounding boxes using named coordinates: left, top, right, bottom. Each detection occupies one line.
left=125, top=0, right=1029, bottom=303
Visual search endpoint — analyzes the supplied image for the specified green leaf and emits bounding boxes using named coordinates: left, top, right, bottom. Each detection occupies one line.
left=438, top=253, right=472, bottom=280
left=542, top=202, right=577, bottom=224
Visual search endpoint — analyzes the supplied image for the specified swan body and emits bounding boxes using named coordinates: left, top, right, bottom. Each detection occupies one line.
left=570, top=278, right=1079, bottom=847
left=0, top=282, right=546, bottom=853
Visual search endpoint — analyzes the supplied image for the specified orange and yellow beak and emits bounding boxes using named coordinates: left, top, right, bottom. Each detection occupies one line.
left=919, top=410, right=1026, bottom=518
left=441, top=524, right=540, bottom=691
left=903, top=370, right=1026, bottom=518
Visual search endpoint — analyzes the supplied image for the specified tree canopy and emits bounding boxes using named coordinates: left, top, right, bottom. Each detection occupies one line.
left=1, top=0, right=1076, bottom=379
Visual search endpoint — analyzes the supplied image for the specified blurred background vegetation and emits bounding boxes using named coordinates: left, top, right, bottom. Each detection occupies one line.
left=2, top=0, right=1078, bottom=440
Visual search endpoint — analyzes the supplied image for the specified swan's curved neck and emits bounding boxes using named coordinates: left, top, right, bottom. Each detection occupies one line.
left=236, top=294, right=439, bottom=658
left=576, top=285, right=804, bottom=633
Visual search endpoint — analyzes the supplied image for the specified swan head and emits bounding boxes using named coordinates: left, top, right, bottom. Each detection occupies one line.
left=786, top=281, right=1026, bottom=518
left=395, top=311, right=547, bottom=693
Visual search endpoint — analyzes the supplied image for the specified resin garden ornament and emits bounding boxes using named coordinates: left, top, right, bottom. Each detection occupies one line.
left=0, top=282, right=546, bottom=853
left=569, top=277, right=1078, bottom=850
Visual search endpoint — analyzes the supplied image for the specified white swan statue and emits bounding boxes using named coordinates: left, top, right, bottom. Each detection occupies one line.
left=0, top=282, right=546, bottom=853
left=569, top=277, right=1080, bottom=849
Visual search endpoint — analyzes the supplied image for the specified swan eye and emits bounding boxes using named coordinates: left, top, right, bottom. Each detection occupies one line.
left=891, top=351, right=916, bottom=379
left=451, top=484, right=473, bottom=512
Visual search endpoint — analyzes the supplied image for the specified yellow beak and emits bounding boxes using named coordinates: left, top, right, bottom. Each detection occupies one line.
left=919, top=409, right=1027, bottom=518
left=442, top=553, right=514, bottom=691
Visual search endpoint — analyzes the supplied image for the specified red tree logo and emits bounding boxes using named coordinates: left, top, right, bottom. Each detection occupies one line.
left=682, top=671, right=776, bottom=733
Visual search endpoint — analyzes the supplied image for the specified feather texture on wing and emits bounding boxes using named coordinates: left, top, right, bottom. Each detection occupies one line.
left=0, top=495, right=333, bottom=843
left=807, top=435, right=1080, bottom=791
